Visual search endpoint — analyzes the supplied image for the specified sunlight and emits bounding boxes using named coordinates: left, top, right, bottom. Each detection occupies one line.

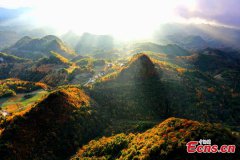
left=22, top=0, right=197, bottom=40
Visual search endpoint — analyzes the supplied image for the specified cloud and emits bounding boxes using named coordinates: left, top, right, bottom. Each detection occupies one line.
left=175, top=0, right=240, bottom=28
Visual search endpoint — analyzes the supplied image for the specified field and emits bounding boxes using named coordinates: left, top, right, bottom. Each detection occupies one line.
left=0, top=89, right=48, bottom=114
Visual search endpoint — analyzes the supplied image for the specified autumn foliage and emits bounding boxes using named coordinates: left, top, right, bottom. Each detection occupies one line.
left=72, top=117, right=239, bottom=160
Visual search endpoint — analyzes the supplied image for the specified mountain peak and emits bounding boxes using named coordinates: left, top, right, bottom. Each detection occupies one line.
left=118, top=53, right=159, bottom=81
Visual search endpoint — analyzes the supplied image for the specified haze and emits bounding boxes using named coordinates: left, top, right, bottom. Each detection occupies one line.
left=0, top=0, right=239, bottom=40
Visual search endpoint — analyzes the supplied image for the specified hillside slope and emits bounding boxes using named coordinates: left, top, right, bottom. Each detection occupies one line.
left=0, top=86, right=105, bottom=160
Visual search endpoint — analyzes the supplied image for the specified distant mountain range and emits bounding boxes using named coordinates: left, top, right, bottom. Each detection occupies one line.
left=2, top=35, right=76, bottom=59
left=155, top=23, right=240, bottom=50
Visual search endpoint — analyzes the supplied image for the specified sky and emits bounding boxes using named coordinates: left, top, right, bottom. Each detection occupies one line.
left=0, top=0, right=239, bottom=40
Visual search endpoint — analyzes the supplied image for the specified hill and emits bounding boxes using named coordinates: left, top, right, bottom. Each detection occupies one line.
left=72, top=117, right=239, bottom=160
left=3, top=35, right=76, bottom=59
left=0, top=86, right=105, bottom=160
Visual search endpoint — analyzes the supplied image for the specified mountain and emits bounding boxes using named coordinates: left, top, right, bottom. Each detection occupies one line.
left=131, top=42, right=190, bottom=57
left=72, top=117, right=239, bottom=160
left=2, top=35, right=76, bottom=59
left=75, top=33, right=114, bottom=55
left=117, top=53, right=159, bottom=81
left=0, top=86, right=105, bottom=160
left=90, top=54, right=167, bottom=120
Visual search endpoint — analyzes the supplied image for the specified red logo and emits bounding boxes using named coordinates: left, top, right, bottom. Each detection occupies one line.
left=186, top=139, right=236, bottom=153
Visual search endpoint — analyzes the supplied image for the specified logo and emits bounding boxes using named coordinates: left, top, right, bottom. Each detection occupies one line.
left=186, top=139, right=236, bottom=153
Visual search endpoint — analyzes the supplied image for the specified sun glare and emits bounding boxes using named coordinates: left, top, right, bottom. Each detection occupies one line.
left=24, top=0, right=197, bottom=40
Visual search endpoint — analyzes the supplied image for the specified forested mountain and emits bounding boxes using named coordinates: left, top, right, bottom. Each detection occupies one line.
left=0, top=86, right=105, bottom=160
